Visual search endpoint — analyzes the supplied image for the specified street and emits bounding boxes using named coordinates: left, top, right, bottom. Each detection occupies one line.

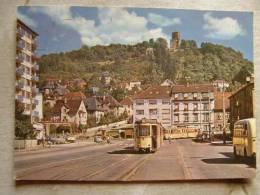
left=15, top=139, right=256, bottom=182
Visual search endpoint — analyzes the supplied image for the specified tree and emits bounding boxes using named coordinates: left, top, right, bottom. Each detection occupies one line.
left=111, top=88, right=126, bottom=102
left=180, top=40, right=197, bottom=49
left=15, top=101, right=34, bottom=139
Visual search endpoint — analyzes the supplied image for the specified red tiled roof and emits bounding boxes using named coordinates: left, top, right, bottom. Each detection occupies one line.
left=96, top=95, right=122, bottom=108
left=64, top=92, right=86, bottom=100
left=53, top=99, right=84, bottom=117
left=134, top=85, right=171, bottom=99
left=214, top=91, right=231, bottom=110
left=172, top=84, right=214, bottom=93
left=120, top=97, right=133, bottom=106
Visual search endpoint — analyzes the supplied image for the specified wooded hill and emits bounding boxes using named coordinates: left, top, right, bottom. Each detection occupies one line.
left=38, top=38, right=253, bottom=92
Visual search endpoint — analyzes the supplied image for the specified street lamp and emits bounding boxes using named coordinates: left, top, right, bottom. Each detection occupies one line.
left=219, top=81, right=229, bottom=144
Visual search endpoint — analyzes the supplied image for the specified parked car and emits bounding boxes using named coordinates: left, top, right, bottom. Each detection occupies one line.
left=47, top=136, right=66, bottom=144
left=94, top=135, right=103, bottom=143
left=66, top=136, right=76, bottom=143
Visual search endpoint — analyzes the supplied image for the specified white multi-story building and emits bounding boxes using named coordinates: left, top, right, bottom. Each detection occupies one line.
left=133, top=85, right=172, bottom=129
left=133, top=84, right=215, bottom=132
left=16, top=19, right=40, bottom=122
left=171, top=84, right=215, bottom=132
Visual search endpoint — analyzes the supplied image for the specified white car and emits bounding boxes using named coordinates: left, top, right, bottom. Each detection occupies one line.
left=66, top=136, right=76, bottom=143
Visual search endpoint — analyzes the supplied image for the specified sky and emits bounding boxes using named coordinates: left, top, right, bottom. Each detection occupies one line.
left=17, top=6, right=253, bottom=61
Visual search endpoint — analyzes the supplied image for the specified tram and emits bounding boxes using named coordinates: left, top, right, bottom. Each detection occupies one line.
left=134, top=119, right=164, bottom=153
left=164, top=127, right=199, bottom=139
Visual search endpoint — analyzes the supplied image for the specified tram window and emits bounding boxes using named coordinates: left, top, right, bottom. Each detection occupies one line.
left=139, top=125, right=150, bottom=136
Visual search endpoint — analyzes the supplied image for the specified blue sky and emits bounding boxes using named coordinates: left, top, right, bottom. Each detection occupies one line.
left=17, top=6, right=253, bottom=61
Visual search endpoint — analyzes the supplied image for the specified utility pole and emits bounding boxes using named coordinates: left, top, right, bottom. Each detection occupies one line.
left=222, top=85, right=226, bottom=144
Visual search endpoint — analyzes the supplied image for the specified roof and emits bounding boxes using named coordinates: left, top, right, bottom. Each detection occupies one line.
left=134, top=85, right=171, bottom=99
left=64, top=92, right=86, bottom=100
left=120, top=97, right=133, bottom=106
left=172, top=84, right=214, bottom=93
left=229, top=81, right=254, bottom=98
left=17, top=19, right=38, bottom=36
left=214, top=91, right=231, bottom=110
left=85, top=97, right=106, bottom=111
left=53, top=99, right=84, bottom=117
left=96, top=95, right=122, bottom=108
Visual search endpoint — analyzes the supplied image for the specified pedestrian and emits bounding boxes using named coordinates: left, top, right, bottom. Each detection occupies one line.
left=168, top=136, right=172, bottom=144
left=107, top=136, right=111, bottom=144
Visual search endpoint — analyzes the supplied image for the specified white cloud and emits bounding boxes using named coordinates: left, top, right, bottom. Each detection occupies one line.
left=17, top=10, right=37, bottom=28
left=148, top=13, right=181, bottom=27
left=28, top=7, right=168, bottom=46
left=203, top=12, right=246, bottom=40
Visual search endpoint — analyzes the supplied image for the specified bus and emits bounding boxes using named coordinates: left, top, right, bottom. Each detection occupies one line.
left=134, top=119, right=164, bottom=153
left=164, top=127, right=199, bottom=139
left=233, top=118, right=256, bottom=158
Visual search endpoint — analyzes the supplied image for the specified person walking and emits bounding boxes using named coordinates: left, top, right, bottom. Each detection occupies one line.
left=168, top=136, right=172, bottom=144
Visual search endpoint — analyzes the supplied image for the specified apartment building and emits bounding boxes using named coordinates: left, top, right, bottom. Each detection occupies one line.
left=16, top=19, right=40, bottom=122
left=171, top=84, right=215, bottom=132
left=133, top=85, right=172, bottom=128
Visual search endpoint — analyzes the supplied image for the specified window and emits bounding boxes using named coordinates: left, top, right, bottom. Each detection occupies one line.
left=138, top=125, right=150, bottom=136
left=149, top=100, right=157, bottom=105
left=193, top=93, right=198, bottom=98
left=174, top=114, right=179, bottom=122
left=179, top=93, right=183, bottom=99
left=203, top=103, right=209, bottom=111
left=184, top=93, right=188, bottom=98
left=174, top=93, right=178, bottom=99
left=184, top=114, right=189, bottom=122
left=136, top=110, right=144, bottom=115
left=193, top=114, right=198, bottom=122
left=203, top=113, right=209, bottom=122
left=149, top=109, right=157, bottom=115
left=136, top=100, right=144, bottom=105
left=193, top=103, right=198, bottom=111
left=217, top=114, right=222, bottom=120
left=184, top=103, right=188, bottom=111
left=162, top=109, right=170, bottom=114
left=174, top=103, right=179, bottom=111
left=162, top=99, right=170, bottom=105
left=202, top=92, right=209, bottom=98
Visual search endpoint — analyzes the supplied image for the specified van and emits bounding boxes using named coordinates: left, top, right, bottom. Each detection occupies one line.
left=233, top=118, right=256, bottom=158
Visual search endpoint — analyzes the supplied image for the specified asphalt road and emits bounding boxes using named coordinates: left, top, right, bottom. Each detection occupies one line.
left=15, top=139, right=256, bottom=182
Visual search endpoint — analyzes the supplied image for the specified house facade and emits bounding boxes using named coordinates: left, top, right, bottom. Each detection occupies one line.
left=133, top=85, right=172, bottom=129
left=171, top=84, right=215, bottom=132
left=52, top=99, right=87, bottom=127
left=120, top=97, right=133, bottom=116
left=85, top=97, right=106, bottom=123
left=16, top=19, right=40, bottom=122
left=213, top=91, right=231, bottom=131
left=229, top=78, right=255, bottom=132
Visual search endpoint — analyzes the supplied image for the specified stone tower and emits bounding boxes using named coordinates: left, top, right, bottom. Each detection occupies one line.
left=170, top=32, right=180, bottom=51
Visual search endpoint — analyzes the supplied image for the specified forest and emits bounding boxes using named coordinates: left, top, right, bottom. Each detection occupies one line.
left=38, top=38, right=253, bottom=92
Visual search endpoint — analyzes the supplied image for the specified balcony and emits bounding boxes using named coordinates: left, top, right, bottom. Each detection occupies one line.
left=32, top=64, right=39, bottom=71
left=16, top=81, right=24, bottom=90
left=16, top=68, right=25, bottom=77
left=33, top=99, right=39, bottom=105
left=16, top=56, right=23, bottom=64
left=17, top=43, right=24, bottom=51
left=32, top=111, right=39, bottom=117
left=32, top=75, right=39, bottom=82
left=17, top=95, right=24, bottom=103
left=32, top=87, right=39, bottom=95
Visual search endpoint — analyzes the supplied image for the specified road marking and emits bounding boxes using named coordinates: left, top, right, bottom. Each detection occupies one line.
left=78, top=156, right=131, bottom=180
left=119, top=154, right=152, bottom=181
left=175, top=142, right=193, bottom=179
